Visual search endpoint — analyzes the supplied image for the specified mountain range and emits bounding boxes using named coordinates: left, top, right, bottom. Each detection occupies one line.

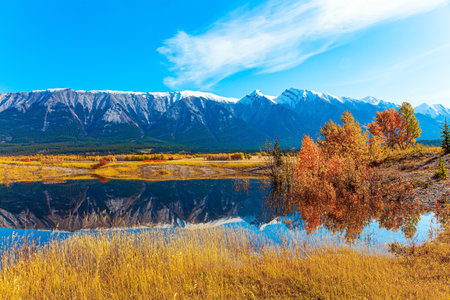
left=0, top=88, right=448, bottom=153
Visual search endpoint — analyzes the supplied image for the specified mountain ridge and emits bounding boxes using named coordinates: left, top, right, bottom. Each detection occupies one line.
left=0, top=88, right=448, bottom=153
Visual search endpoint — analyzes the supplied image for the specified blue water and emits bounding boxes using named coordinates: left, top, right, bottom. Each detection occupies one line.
left=0, top=179, right=441, bottom=249
left=0, top=212, right=439, bottom=252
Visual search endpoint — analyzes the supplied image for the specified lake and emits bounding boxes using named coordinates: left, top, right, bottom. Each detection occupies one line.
left=0, top=179, right=440, bottom=248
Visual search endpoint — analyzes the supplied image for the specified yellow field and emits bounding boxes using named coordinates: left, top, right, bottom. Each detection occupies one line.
left=0, top=227, right=448, bottom=299
left=0, top=159, right=265, bottom=184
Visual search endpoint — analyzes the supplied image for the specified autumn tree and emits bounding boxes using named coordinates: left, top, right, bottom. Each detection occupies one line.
left=368, top=133, right=387, bottom=163
left=261, top=110, right=416, bottom=240
left=295, top=135, right=370, bottom=234
left=441, top=118, right=450, bottom=154
left=398, top=102, right=421, bottom=149
left=368, top=102, right=420, bottom=150
left=318, top=111, right=369, bottom=164
left=294, top=135, right=336, bottom=233
left=291, top=134, right=414, bottom=240
left=368, top=108, right=403, bottom=149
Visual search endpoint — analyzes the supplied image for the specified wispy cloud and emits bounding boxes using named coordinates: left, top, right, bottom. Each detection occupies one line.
left=158, top=0, right=448, bottom=89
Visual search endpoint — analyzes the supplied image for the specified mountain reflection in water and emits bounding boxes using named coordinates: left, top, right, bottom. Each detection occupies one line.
left=0, top=179, right=438, bottom=245
left=0, top=179, right=264, bottom=231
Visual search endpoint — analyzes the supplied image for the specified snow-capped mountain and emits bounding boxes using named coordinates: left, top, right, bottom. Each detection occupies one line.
left=415, top=103, right=450, bottom=121
left=237, top=90, right=276, bottom=104
left=0, top=88, right=447, bottom=152
left=274, top=88, right=398, bottom=127
left=234, top=90, right=314, bottom=144
left=0, top=88, right=256, bottom=149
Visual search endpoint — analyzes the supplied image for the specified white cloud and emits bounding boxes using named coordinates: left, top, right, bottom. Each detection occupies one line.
left=158, top=0, right=448, bottom=88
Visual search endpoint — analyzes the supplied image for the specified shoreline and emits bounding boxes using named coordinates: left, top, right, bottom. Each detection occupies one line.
left=0, top=160, right=267, bottom=184
left=0, top=150, right=448, bottom=207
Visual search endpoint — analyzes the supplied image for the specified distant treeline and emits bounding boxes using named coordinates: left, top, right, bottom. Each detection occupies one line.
left=204, top=153, right=253, bottom=161
left=0, top=140, right=267, bottom=155
left=0, top=152, right=264, bottom=163
left=417, top=139, right=441, bottom=147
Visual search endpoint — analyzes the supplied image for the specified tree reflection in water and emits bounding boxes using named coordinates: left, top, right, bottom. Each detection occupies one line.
left=258, top=176, right=424, bottom=241
left=235, top=144, right=425, bottom=242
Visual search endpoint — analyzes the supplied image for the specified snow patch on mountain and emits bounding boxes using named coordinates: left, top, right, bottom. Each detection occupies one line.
left=238, top=90, right=276, bottom=104
left=361, top=96, right=381, bottom=105
left=19, top=89, right=238, bottom=103
left=102, top=107, right=128, bottom=124
left=176, top=90, right=238, bottom=103
left=79, top=89, right=238, bottom=103
left=252, top=90, right=276, bottom=101
left=42, top=106, right=52, bottom=132
left=87, top=90, right=148, bottom=95
left=275, top=88, right=345, bottom=107
left=45, top=88, right=72, bottom=92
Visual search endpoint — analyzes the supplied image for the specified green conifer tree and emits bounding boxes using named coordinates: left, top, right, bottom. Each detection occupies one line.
left=434, top=157, right=448, bottom=180
left=441, top=118, right=450, bottom=154
left=273, top=137, right=283, bottom=167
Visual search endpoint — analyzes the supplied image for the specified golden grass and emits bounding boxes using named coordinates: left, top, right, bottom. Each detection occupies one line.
left=377, top=144, right=443, bottom=166
left=0, top=163, right=89, bottom=184
left=132, top=160, right=263, bottom=167
left=92, top=163, right=264, bottom=182
left=0, top=227, right=448, bottom=299
left=0, top=159, right=265, bottom=184
left=0, top=145, right=439, bottom=184
left=92, top=161, right=264, bottom=181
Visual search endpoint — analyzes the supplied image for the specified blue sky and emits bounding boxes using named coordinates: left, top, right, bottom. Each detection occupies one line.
left=0, top=0, right=449, bottom=106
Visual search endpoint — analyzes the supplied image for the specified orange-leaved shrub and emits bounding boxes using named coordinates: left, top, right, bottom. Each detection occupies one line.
left=261, top=111, right=419, bottom=239
left=283, top=111, right=415, bottom=239
left=92, top=158, right=110, bottom=169
left=292, top=135, right=415, bottom=240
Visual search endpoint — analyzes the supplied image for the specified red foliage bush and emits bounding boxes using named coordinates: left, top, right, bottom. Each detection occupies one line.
left=92, top=158, right=110, bottom=169
left=291, top=135, right=415, bottom=240
left=98, top=158, right=109, bottom=166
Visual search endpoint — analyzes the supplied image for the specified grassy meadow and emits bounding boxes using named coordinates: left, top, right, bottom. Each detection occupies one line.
left=0, top=153, right=266, bottom=184
left=0, top=225, right=448, bottom=299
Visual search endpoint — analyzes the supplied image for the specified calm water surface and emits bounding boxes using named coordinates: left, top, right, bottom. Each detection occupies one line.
left=0, top=179, right=440, bottom=248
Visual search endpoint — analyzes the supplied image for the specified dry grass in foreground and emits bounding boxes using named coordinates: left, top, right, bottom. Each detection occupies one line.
left=0, top=227, right=448, bottom=299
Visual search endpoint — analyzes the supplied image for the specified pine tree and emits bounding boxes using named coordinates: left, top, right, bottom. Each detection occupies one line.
left=434, top=157, right=448, bottom=180
left=441, top=118, right=450, bottom=154
left=273, top=137, right=283, bottom=167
